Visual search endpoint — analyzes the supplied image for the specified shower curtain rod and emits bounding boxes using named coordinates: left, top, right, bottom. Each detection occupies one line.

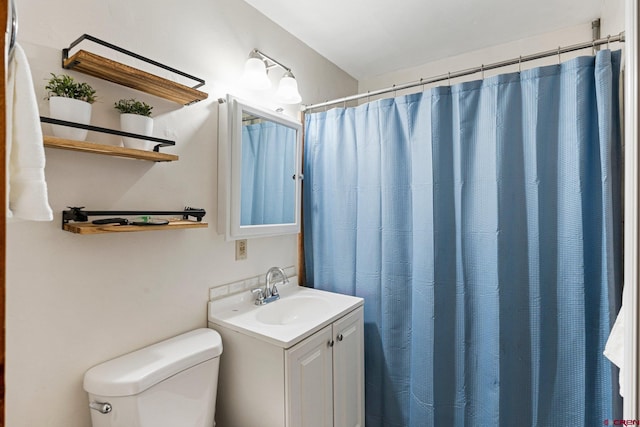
left=302, top=32, right=625, bottom=112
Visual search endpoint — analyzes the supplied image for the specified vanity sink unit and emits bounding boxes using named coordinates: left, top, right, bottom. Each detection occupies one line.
left=208, top=278, right=364, bottom=427
left=215, top=96, right=362, bottom=426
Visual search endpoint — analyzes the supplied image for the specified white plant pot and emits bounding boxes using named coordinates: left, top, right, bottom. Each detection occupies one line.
left=49, top=96, right=92, bottom=141
left=120, top=114, right=154, bottom=151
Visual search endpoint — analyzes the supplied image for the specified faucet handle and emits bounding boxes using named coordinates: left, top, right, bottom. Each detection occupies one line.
left=271, top=283, right=280, bottom=297
left=251, top=288, right=265, bottom=305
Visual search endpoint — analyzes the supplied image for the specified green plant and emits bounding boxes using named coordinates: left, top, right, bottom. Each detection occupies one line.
left=45, top=73, right=97, bottom=104
left=114, top=98, right=153, bottom=117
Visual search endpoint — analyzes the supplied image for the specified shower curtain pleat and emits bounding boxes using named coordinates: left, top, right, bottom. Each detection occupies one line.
left=303, top=50, right=622, bottom=427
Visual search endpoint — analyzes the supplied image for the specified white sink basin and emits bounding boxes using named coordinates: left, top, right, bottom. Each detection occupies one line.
left=207, top=277, right=363, bottom=348
left=255, top=295, right=333, bottom=325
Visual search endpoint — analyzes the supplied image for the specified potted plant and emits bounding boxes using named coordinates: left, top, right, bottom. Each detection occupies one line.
left=45, top=73, right=96, bottom=141
left=114, top=98, right=154, bottom=150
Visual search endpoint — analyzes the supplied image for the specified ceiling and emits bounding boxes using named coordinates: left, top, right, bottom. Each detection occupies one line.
left=243, top=0, right=603, bottom=80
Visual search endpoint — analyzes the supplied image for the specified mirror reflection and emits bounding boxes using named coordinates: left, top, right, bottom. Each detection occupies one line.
left=240, top=113, right=297, bottom=226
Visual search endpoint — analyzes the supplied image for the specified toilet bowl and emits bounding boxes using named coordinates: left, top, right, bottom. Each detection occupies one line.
left=83, top=328, right=223, bottom=427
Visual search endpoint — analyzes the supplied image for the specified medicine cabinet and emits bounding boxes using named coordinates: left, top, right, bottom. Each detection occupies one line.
left=217, top=95, right=302, bottom=240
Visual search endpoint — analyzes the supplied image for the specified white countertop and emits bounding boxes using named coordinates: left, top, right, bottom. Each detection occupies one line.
left=207, top=278, right=363, bottom=348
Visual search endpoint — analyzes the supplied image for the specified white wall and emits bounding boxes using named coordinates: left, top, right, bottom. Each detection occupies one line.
left=602, top=0, right=626, bottom=37
left=7, top=1, right=356, bottom=426
left=359, top=10, right=625, bottom=98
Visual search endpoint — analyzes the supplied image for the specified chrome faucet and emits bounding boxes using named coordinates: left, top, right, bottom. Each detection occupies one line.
left=266, top=266, right=288, bottom=297
left=252, top=266, right=289, bottom=305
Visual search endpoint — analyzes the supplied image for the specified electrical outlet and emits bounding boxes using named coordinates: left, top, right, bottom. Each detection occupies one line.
left=236, top=239, right=247, bottom=260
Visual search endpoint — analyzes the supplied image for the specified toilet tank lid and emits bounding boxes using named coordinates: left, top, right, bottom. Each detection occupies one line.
left=83, top=328, right=223, bottom=397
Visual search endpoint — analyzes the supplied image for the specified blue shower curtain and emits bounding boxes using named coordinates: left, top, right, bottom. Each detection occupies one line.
left=303, top=50, right=622, bottom=427
left=241, top=121, right=296, bottom=225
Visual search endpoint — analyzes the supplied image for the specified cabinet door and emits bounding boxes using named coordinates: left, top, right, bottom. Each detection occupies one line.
left=285, top=325, right=334, bottom=427
left=332, top=307, right=365, bottom=427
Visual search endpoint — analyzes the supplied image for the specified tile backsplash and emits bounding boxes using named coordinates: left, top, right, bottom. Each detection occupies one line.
left=209, top=265, right=297, bottom=301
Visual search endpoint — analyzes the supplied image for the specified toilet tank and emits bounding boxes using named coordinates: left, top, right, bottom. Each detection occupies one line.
left=83, top=328, right=223, bottom=427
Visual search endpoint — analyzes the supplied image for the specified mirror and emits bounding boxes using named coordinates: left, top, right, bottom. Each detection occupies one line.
left=240, top=112, right=297, bottom=226
left=218, top=95, right=302, bottom=240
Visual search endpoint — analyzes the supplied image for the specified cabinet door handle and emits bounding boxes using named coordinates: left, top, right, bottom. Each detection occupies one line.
left=337, top=334, right=344, bottom=342
left=328, top=340, right=334, bottom=347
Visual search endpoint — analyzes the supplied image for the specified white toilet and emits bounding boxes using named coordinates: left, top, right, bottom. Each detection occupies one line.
left=83, top=328, right=223, bottom=427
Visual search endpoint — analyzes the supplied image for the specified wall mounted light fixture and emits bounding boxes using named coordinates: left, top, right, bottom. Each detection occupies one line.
left=241, top=48, right=302, bottom=104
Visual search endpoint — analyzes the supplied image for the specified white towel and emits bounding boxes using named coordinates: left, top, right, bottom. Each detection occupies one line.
left=6, top=43, right=53, bottom=221
left=604, top=284, right=628, bottom=398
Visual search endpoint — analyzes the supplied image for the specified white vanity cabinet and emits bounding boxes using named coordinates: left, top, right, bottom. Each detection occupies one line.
left=286, top=307, right=364, bottom=427
left=211, top=306, right=364, bottom=427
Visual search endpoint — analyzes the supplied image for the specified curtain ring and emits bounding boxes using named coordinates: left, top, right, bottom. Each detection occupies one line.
left=607, top=35, right=611, bottom=50
left=518, top=55, right=522, bottom=73
left=481, top=64, right=484, bottom=79
left=367, top=90, right=370, bottom=104
left=393, top=84, right=397, bottom=97
left=420, top=78, right=425, bottom=92
left=448, top=72, right=451, bottom=86
left=557, top=46, right=561, bottom=64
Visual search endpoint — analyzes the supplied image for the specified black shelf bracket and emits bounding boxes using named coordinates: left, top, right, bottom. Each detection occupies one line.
left=62, top=206, right=206, bottom=229
left=41, top=116, right=175, bottom=152
left=62, top=34, right=205, bottom=89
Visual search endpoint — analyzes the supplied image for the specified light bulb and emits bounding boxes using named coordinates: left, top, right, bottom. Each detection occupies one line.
left=242, top=56, right=271, bottom=90
left=276, top=71, right=302, bottom=104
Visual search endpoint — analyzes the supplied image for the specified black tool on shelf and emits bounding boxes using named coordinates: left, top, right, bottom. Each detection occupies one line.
left=40, top=117, right=175, bottom=152
left=91, top=217, right=130, bottom=225
left=61, top=34, right=205, bottom=90
left=62, top=207, right=206, bottom=229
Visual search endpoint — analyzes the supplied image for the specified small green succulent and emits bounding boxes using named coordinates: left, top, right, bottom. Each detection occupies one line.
left=45, top=73, right=97, bottom=104
left=114, top=98, right=153, bottom=117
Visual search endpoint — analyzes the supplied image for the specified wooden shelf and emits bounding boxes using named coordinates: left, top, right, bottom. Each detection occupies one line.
left=43, top=136, right=179, bottom=162
left=63, top=49, right=208, bottom=105
left=63, top=220, right=208, bottom=235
